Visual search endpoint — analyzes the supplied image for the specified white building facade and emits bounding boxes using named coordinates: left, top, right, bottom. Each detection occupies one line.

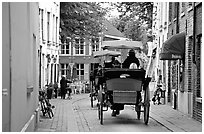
left=39, top=2, right=60, bottom=88
left=2, top=2, right=39, bottom=131
left=152, top=2, right=169, bottom=103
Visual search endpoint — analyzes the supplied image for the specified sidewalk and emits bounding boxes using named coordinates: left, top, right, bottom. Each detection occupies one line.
left=36, top=93, right=202, bottom=132
left=148, top=82, right=202, bottom=132
left=150, top=103, right=202, bottom=132
left=36, top=94, right=86, bottom=132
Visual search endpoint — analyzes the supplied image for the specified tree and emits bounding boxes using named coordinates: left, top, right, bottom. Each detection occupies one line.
left=60, top=2, right=108, bottom=43
left=115, top=2, right=153, bottom=28
left=109, top=2, right=153, bottom=54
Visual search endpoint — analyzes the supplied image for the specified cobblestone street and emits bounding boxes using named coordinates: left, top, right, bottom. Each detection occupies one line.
left=36, top=89, right=202, bottom=132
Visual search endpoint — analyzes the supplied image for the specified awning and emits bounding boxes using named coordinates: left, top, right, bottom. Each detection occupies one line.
left=102, top=40, right=143, bottom=49
left=160, top=32, right=185, bottom=60
left=93, top=50, right=121, bottom=58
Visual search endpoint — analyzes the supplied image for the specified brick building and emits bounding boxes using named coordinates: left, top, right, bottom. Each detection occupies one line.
left=162, top=2, right=202, bottom=122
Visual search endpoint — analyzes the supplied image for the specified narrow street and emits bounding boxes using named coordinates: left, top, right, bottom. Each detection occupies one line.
left=36, top=88, right=202, bottom=132
left=72, top=95, right=170, bottom=132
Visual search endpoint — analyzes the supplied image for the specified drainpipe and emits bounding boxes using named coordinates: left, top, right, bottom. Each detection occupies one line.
left=175, top=2, right=180, bottom=109
left=192, top=2, right=196, bottom=64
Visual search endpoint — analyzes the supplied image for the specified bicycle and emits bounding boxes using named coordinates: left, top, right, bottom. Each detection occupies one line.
left=152, top=85, right=162, bottom=105
left=39, top=90, right=55, bottom=118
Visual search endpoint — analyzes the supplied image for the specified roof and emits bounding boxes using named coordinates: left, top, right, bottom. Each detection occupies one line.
left=102, top=19, right=126, bottom=39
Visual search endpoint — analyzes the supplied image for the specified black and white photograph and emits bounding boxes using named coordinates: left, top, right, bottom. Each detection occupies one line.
left=2, top=1, right=202, bottom=132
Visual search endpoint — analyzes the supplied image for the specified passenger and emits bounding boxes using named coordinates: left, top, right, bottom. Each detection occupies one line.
left=111, top=56, right=120, bottom=68
left=123, top=49, right=140, bottom=68
left=95, top=65, right=103, bottom=93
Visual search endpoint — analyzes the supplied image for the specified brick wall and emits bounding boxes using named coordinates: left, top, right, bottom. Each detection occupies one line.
left=167, top=2, right=202, bottom=122
left=193, top=3, right=202, bottom=123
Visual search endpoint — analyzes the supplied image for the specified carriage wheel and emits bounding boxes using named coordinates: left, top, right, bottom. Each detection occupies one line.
left=90, top=81, right=94, bottom=108
left=98, top=101, right=103, bottom=124
left=135, top=105, right=141, bottom=120
left=100, top=96, right=103, bottom=125
left=144, top=84, right=150, bottom=125
left=90, top=92, right=94, bottom=108
left=91, top=96, right=94, bottom=108
left=144, top=102, right=150, bottom=124
left=98, top=102, right=100, bottom=119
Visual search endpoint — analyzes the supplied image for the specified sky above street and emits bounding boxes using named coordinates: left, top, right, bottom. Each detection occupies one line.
left=99, top=2, right=121, bottom=20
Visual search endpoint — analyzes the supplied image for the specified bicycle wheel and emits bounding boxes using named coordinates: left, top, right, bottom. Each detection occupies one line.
left=90, top=86, right=94, bottom=108
left=100, top=99, right=103, bottom=125
left=144, top=86, right=150, bottom=125
left=47, top=107, right=54, bottom=118
left=40, top=102, right=46, bottom=116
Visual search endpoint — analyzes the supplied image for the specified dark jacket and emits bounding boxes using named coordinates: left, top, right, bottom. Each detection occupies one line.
left=123, top=55, right=140, bottom=68
left=60, top=77, right=67, bottom=89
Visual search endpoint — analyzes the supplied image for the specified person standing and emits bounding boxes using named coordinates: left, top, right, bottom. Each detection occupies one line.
left=53, top=82, right=58, bottom=99
left=47, top=83, right=54, bottom=100
left=60, top=76, right=67, bottom=99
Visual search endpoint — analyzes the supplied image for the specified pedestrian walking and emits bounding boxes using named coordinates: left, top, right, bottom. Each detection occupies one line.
left=60, top=76, right=67, bottom=99
left=53, top=82, right=58, bottom=99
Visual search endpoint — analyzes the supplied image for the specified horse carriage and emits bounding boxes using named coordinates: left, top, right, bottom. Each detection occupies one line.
left=90, top=40, right=151, bottom=125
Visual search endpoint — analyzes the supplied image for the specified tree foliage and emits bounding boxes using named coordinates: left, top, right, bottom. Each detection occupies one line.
left=115, top=2, right=153, bottom=28
left=60, top=2, right=108, bottom=42
left=110, top=2, right=153, bottom=42
left=109, top=2, right=153, bottom=54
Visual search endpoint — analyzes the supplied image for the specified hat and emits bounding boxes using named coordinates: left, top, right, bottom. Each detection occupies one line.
left=129, top=49, right=135, bottom=54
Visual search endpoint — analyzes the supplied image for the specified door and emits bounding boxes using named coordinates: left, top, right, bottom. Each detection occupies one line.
left=2, top=2, right=11, bottom=131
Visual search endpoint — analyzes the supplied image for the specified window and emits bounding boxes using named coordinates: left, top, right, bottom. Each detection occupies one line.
left=47, top=12, right=50, bottom=43
left=196, top=35, right=202, bottom=98
left=169, top=2, right=172, bottom=21
left=60, top=40, right=70, bottom=54
left=56, top=17, right=58, bottom=44
left=181, top=2, right=185, bottom=12
left=173, top=3, right=178, bottom=19
left=61, top=64, right=69, bottom=77
left=188, top=2, right=193, bottom=8
left=40, top=9, right=44, bottom=41
left=75, top=38, right=84, bottom=55
left=92, top=38, right=99, bottom=52
left=52, top=14, right=55, bottom=44
left=76, top=64, right=84, bottom=80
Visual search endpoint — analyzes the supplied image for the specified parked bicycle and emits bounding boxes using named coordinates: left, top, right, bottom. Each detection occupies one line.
left=39, top=90, right=55, bottom=118
left=152, top=84, right=162, bottom=105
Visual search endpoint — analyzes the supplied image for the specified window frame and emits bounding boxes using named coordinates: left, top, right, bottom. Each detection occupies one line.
left=92, top=37, right=100, bottom=52
left=60, top=41, right=71, bottom=55
left=74, top=38, right=85, bottom=55
left=76, top=63, right=84, bottom=80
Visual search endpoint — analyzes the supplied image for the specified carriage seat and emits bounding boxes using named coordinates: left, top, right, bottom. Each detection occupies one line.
left=104, top=68, right=145, bottom=92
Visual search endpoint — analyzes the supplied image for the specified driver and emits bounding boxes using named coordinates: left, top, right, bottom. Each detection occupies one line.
left=123, top=49, right=140, bottom=68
